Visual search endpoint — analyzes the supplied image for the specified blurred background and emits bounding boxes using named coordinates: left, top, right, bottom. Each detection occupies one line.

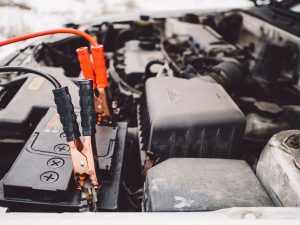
left=0, top=0, right=253, bottom=58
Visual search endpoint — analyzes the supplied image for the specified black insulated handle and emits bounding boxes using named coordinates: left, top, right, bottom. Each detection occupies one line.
left=79, top=80, right=96, bottom=136
left=53, top=86, right=80, bottom=142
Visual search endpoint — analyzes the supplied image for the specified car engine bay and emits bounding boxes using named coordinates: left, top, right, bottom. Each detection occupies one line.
left=0, top=6, right=299, bottom=213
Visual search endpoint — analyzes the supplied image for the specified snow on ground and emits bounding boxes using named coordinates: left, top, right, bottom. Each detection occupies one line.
left=0, top=0, right=252, bottom=59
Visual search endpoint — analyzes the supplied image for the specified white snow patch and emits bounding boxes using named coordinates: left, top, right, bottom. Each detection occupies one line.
left=0, top=0, right=252, bottom=59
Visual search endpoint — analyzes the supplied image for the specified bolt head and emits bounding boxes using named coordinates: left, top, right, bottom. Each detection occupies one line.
left=80, top=161, right=85, bottom=167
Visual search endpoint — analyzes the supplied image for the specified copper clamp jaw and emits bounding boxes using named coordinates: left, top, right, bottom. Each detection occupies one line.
left=69, top=137, right=99, bottom=189
left=94, top=87, right=113, bottom=124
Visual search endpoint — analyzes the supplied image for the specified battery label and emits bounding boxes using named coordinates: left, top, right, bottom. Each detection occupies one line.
left=44, top=113, right=62, bottom=133
left=27, top=76, right=45, bottom=91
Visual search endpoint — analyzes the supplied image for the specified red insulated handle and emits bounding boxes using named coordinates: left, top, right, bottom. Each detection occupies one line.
left=76, top=47, right=96, bottom=89
left=91, top=45, right=108, bottom=88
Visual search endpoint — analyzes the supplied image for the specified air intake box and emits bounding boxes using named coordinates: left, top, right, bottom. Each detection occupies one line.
left=143, top=158, right=273, bottom=212
left=138, top=77, right=245, bottom=161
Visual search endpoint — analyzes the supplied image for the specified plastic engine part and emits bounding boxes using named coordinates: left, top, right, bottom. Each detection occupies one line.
left=143, top=158, right=273, bottom=212
left=138, top=77, right=246, bottom=162
left=256, top=130, right=300, bottom=207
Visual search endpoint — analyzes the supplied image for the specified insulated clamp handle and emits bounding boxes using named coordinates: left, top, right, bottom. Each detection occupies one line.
left=79, top=80, right=96, bottom=136
left=53, top=86, right=80, bottom=142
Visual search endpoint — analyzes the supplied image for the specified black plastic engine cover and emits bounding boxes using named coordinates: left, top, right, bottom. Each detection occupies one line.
left=123, top=40, right=163, bottom=76
left=139, top=77, right=246, bottom=162
left=143, top=158, right=273, bottom=212
left=0, top=108, right=127, bottom=212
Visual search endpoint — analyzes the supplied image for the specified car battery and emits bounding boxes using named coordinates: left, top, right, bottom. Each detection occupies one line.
left=0, top=66, right=80, bottom=140
left=0, top=67, right=80, bottom=175
left=0, top=107, right=127, bottom=212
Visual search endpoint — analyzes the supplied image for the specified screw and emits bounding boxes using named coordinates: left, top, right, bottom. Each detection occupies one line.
left=54, top=144, right=70, bottom=153
left=80, top=161, right=85, bottom=167
left=40, top=171, right=59, bottom=183
left=47, top=158, right=64, bottom=168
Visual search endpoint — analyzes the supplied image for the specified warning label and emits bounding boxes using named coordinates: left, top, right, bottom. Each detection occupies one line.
left=27, top=76, right=45, bottom=91
left=44, top=113, right=62, bottom=133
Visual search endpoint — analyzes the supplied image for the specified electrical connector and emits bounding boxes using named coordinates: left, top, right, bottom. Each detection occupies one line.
left=91, top=45, right=108, bottom=88
left=76, top=47, right=96, bottom=89
left=89, top=45, right=112, bottom=123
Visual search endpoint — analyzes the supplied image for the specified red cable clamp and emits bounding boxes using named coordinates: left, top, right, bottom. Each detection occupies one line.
left=91, top=45, right=108, bottom=88
left=76, top=47, right=96, bottom=89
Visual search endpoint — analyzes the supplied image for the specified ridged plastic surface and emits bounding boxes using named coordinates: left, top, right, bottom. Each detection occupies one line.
left=138, top=77, right=246, bottom=161
left=52, top=87, right=80, bottom=141
left=79, top=80, right=95, bottom=136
